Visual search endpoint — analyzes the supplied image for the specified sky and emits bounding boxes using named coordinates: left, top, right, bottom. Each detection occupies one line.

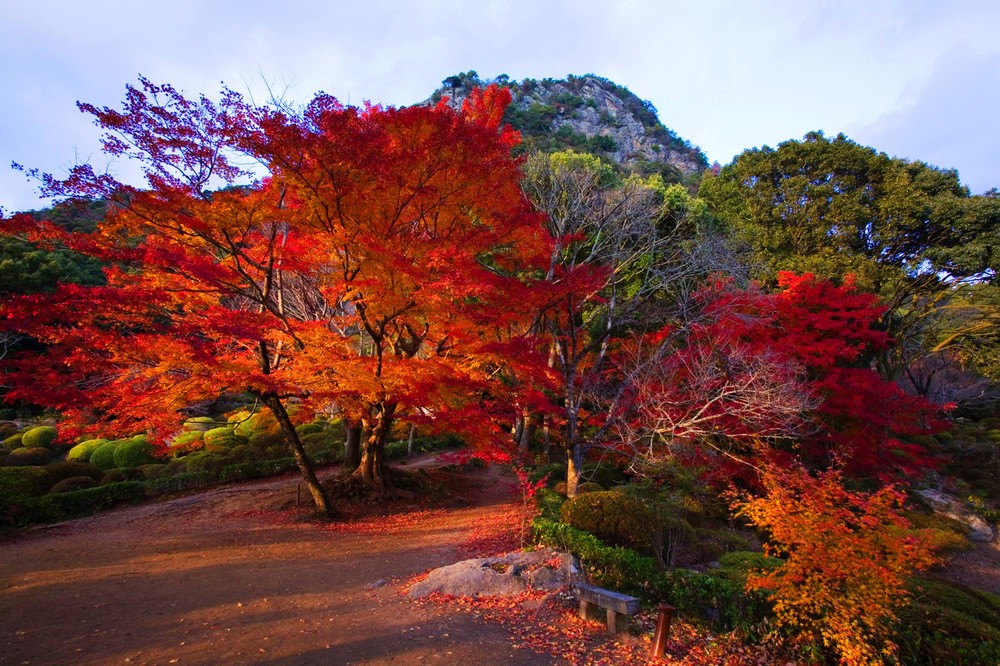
left=1, top=0, right=998, bottom=213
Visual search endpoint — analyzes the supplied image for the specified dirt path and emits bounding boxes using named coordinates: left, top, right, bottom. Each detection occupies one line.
left=0, top=462, right=557, bottom=665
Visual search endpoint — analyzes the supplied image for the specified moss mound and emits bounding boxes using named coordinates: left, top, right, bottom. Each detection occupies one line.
left=20, top=426, right=59, bottom=449
left=66, top=439, right=109, bottom=462
left=89, top=440, right=124, bottom=470
left=49, top=476, right=98, bottom=493
left=5, top=447, right=56, bottom=467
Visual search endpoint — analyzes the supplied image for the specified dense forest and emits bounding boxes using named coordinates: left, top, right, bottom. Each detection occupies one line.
left=1, top=73, right=998, bottom=665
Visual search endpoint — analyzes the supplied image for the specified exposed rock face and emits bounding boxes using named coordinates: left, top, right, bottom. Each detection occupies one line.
left=425, top=73, right=707, bottom=179
left=918, top=489, right=996, bottom=542
left=407, top=548, right=582, bottom=598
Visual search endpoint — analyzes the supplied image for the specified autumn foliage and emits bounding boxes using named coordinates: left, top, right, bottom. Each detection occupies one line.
left=0, top=79, right=554, bottom=510
left=735, top=464, right=939, bottom=665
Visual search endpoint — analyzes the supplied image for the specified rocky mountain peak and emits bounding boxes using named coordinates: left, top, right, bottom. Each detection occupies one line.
left=426, top=72, right=707, bottom=184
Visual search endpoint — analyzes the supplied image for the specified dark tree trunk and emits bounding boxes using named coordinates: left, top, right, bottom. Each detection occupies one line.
left=518, top=410, right=537, bottom=460
left=344, top=419, right=362, bottom=470
left=261, top=393, right=335, bottom=517
left=355, top=402, right=397, bottom=494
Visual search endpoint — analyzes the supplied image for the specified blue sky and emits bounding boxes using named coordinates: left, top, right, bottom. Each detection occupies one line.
left=1, top=0, right=997, bottom=213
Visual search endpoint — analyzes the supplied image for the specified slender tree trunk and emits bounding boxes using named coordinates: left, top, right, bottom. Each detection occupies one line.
left=344, top=419, right=362, bottom=470
left=261, top=393, right=335, bottom=517
left=512, top=415, right=525, bottom=445
left=518, top=410, right=537, bottom=460
left=355, top=402, right=397, bottom=493
left=566, top=443, right=584, bottom=499
left=407, top=423, right=416, bottom=458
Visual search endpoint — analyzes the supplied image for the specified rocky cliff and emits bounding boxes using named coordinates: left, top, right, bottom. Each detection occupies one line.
left=426, top=72, right=708, bottom=183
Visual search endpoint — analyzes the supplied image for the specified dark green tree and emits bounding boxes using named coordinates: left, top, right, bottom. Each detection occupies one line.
left=700, top=131, right=1000, bottom=385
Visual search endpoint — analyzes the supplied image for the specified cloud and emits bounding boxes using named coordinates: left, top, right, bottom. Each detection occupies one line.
left=851, top=49, right=1000, bottom=193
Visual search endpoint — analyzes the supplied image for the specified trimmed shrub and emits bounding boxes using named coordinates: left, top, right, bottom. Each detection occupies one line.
left=66, top=439, right=108, bottom=462
left=248, top=431, right=284, bottom=450
left=301, top=431, right=337, bottom=457
left=49, top=476, right=98, bottom=493
left=183, top=416, right=217, bottom=431
left=44, top=461, right=102, bottom=487
left=0, top=422, right=18, bottom=440
left=688, top=528, right=755, bottom=564
left=184, top=451, right=226, bottom=476
left=138, top=464, right=168, bottom=480
left=220, top=457, right=297, bottom=482
left=48, top=481, right=146, bottom=516
left=295, top=422, right=325, bottom=437
left=224, top=445, right=253, bottom=464
left=535, top=487, right=565, bottom=521
left=2, top=433, right=23, bottom=449
left=0, top=466, right=52, bottom=496
left=170, top=430, right=204, bottom=449
left=203, top=426, right=235, bottom=443
left=5, top=447, right=55, bottom=466
left=21, top=426, right=58, bottom=449
left=561, top=489, right=658, bottom=550
left=100, top=468, right=145, bottom=484
left=89, top=440, right=123, bottom=470
left=576, top=481, right=604, bottom=494
left=896, top=577, right=1000, bottom=665
left=146, top=471, right=213, bottom=494
left=113, top=437, right=158, bottom=468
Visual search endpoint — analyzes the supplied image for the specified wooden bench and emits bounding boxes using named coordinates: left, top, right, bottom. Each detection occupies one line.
left=572, top=583, right=640, bottom=635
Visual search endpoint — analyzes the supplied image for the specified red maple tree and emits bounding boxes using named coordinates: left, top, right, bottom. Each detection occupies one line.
left=1, top=80, right=552, bottom=511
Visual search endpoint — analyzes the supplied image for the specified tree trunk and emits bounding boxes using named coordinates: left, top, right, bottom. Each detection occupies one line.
left=518, top=411, right=537, bottom=460
left=261, top=394, right=335, bottom=517
left=407, top=422, right=416, bottom=457
left=566, top=443, right=584, bottom=498
left=355, top=402, right=397, bottom=493
left=512, top=415, right=525, bottom=445
left=344, top=419, right=362, bottom=470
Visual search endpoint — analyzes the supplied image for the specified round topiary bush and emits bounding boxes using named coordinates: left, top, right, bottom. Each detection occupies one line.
left=100, top=467, right=145, bottom=484
left=224, top=445, right=253, bottom=464
left=66, top=439, right=109, bottom=462
left=113, top=437, right=158, bottom=468
left=89, top=440, right=124, bottom=470
left=2, top=433, right=23, bottom=449
left=301, top=431, right=337, bottom=457
left=295, top=422, right=325, bottom=437
left=576, top=481, right=604, bottom=494
left=248, top=431, right=284, bottom=450
left=169, top=430, right=203, bottom=453
left=202, top=427, right=247, bottom=452
left=49, top=476, right=98, bottom=493
left=0, top=466, right=53, bottom=496
left=561, top=489, right=655, bottom=550
left=138, top=464, right=168, bottom=479
left=184, top=451, right=226, bottom=476
left=20, top=426, right=59, bottom=449
left=0, top=422, right=18, bottom=440
left=44, top=461, right=103, bottom=487
left=4, top=447, right=56, bottom=467
left=183, top=416, right=218, bottom=432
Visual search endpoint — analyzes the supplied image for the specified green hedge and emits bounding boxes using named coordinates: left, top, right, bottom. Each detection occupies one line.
left=48, top=481, right=146, bottom=516
left=220, top=458, right=298, bottom=482
left=532, top=517, right=771, bottom=633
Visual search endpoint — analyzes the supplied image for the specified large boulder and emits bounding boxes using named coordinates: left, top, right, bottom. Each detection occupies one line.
left=917, top=489, right=995, bottom=542
left=407, top=549, right=581, bottom=598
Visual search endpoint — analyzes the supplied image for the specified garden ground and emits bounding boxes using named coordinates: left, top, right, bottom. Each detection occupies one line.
left=1, top=457, right=997, bottom=665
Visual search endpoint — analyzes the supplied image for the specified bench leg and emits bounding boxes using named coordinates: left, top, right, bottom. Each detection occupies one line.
left=579, top=599, right=589, bottom=621
left=606, top=608, right=618, bottom=636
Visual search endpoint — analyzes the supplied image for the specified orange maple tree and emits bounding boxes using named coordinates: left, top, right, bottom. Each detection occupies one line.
left=735, top=463, right=939, bottom=665
left=0, top=79, right=552, bottom=511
